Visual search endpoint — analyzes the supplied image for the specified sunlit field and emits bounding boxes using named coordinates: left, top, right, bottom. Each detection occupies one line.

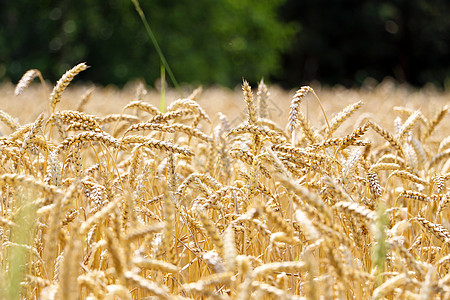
left=0, top=65, right=449, bottom=299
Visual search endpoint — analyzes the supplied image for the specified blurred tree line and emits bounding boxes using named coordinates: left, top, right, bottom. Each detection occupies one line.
left=0, top=0, right=296, bottom=87
left=0, top=0, right=449, bottom=88
left=277, top=0, right=450, bottom=88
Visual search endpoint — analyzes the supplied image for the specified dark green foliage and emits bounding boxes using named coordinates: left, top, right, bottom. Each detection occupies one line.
left=1, top=0, right=448, bottom=88
left=277, top=0, right=450, bottom=88
left=0, top=0, right=296, bottom=87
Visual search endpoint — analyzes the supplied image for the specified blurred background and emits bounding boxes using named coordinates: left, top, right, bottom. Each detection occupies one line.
left=0, top=0, right=449, bottom=89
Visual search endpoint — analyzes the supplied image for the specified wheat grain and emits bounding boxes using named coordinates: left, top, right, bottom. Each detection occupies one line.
left=369, top=162, right=401, bottom=172
left=241, top=80, right=258, bottom=125
left=438, top=136, right=450, bottom=153
left=98, top=114, right=140, bottom=125
left=394, top=106, right=429, bottom=125
left=20, top=113, right=45, bottom=154
left=105, top=227, right=126, bottom=279
left=1, top=173, right=61, bottom=195
left=132, top=256, right=179, bottom=273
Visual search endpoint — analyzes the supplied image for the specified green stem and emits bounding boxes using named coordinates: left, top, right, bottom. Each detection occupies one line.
left=131, top=0, right=183, bottom=97
left=160, top=64, right=166, bottom=113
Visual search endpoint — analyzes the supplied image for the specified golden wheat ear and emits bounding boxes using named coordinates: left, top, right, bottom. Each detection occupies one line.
left=327, top=100, right=364, bottom=137
left=76, top=86, right=94, bottom=112
left=288, top=86, right=312, bottom=135
left=0, top=110, right=20, bottom=131
left=15, top=68, right=49, bottom=96
left=242, top=79, right=258, bottom=125
left=256, top=78, right=269, bottom=119
left=49, top=62, right=89, bottom=112
left=15, top=69, right=40, bottom=96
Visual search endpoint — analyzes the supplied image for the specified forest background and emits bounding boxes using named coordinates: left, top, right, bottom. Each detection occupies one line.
left=0, top=0, right=449, bottom=89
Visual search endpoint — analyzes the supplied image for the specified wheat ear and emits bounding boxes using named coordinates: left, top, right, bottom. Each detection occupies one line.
left=167, top=97, right=210, bottom=125
left=339, top=122, right=370, bottom=150
left=0, top=110, right=20, bottom=131
left=368, top=120, right=405, bottom=157
left=20, top=113, right=45, bottom=154
left=242, top=80, right=258, bottom=125
left=51, top=110, right=100, bottom=129
left=438, top=136, right=450, bottom=153
left=121, top=136, right=194, bottom=156
left=228, top=123, right=286, bottom=144
left=257, top=78, right=269, bottom=119
left=423, top=105, right=448, bottom=140
left=56, top=131, right=122, bottom=153
left=397, top=110, right=421, bottom=138
left=288, top=86, right=313, bottom=136
left=76, top=86, right=94, bottom=112
left=416, top=217, right=450, bottom=244
left=327, top=100, right=364, bottom=137
left=429, top=149, right=450, bottom=168
left=50, top=62, right=89, bottom=112
left=389, top=170, right=429, bottom=186
left=398, top=190, right=430, bottom=202
left=15, top=69, right=47, bottom=96
left=124, top=100, right=161, bottom=116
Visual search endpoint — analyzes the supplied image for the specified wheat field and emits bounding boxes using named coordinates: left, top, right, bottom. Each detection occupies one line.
left=0, top=64, right=449, bottom=299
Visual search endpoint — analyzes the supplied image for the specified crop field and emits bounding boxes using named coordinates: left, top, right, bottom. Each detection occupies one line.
left=0, top=64, right=449, bottom=299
